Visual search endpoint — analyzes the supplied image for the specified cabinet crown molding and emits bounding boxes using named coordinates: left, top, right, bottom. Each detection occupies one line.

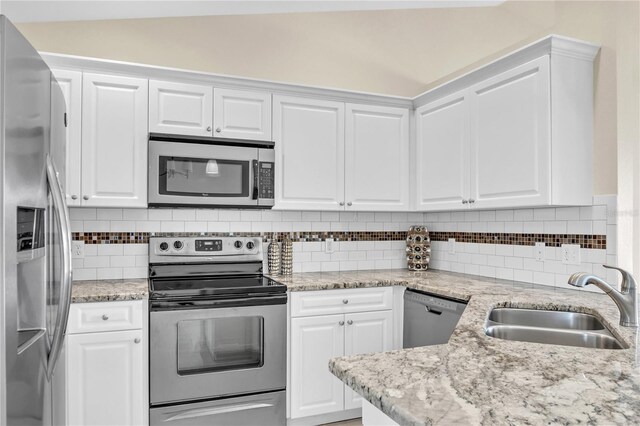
left=413, top=34, right=600, bottom=107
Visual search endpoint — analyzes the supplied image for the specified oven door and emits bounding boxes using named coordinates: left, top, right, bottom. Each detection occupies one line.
left=149, top=140, right=258, bottom=207
left=150, top=297, right=286, bottom=405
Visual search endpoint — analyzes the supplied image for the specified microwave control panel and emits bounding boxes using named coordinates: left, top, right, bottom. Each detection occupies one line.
left=258, top=162, right=275, bottom=199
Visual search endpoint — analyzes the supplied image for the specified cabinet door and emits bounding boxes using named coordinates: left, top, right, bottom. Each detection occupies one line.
left=82, top=73, right=148, bottom=207
left=273, top=95, right=345, bottom=210
left=213, top=88, right=271, bottom=140
left=290, top=314, right=345, bottom=418
left=469, top=56, right=551, bottom=209
left=149, top=80, right=213, bottom=137
left=343, top=310, right=393, bottom=410
left=67, top=329, right=144, bottom=426
left=415, top=91, right=470, bottom=211
left=345, top=104, right=409, bottom=211
left=52, top=69, right=83, bottom=206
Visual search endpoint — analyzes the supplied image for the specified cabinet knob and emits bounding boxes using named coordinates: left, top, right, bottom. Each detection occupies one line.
left=134, top=338, right=141, bottom=344
left=462, top=199, right=468, bottom=204
left=347, top=202, right=352, bottom=206
left=83, top=195, right=89, bottom=201
left=342, top=299, right=349, bottom=304
left=347, top=320, right=353, bottom=325
left=216, top=127, right=222, bottom=133
left=469, top=199, right=475, bottom=204
left=206, top=126, right=212, bottom=132
left=101, top=315, right=109, bottom=321
left=339, top=321, right=345, bottom=326
left=339, top=202, right=345, bottom=206
left=71, top=195, right=78, bottom=200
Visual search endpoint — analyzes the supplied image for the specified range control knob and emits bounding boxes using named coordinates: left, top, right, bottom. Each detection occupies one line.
left=159, top=242, right=169, bottom=251
left=173, top=241, right=183, bottom=250
left=246, top=241, right=255, bottom=250
left=234, top=240, right=243, bottom=249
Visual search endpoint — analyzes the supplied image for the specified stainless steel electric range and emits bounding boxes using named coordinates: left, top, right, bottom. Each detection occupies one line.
left=148, top=236, right=287, bottom=426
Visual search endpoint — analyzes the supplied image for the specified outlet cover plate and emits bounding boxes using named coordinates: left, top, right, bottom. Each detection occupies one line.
left=535, top=242, right=545, bottom=261
left=448, top=238, right=456, bottom=255
left=325, top=238, right=334, bottom=254
left=561, top=244, right=581, bottom=265
left=72, top=240, right=85, bottom=258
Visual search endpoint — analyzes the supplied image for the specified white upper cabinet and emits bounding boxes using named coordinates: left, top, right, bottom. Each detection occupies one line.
left=469, top=56, right=550, bottom=209
left=415, top=36, right=598, bottom=211
left=52, top=69, right=83, bottom=206
left=149, top=80, right=213, bottom=137
left=416, top=91, right=470, bottom=211
left=213, top=88, right=272, bottom=140
left=82, top=73, right=148, bottom=207
left=345, top=104, right=409, bottom=211
left=274, top=95, right=345, bottom=210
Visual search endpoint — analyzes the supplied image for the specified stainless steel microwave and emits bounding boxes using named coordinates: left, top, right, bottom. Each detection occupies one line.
left=148, top=133, right=275, bottom=208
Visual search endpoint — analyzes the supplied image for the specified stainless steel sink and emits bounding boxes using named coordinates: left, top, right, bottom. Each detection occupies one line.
left=484, top=307, right=626, bottom=350
left=488, top=308, right=606, bottom=330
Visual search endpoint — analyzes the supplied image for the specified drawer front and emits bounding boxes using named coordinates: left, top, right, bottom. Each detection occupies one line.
left=291, top=287, right=393, bottom=317
left=67, top=300, right=143, bottom=334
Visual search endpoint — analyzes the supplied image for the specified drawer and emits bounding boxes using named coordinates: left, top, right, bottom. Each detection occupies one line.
left=67, top=300, right=143, bottom=334
left=291, top=287, right=393, bottom=317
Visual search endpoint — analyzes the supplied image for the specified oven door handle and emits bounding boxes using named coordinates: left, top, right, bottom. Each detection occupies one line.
left=164, top=402, right=275, bottom=422
left=252, top=159, right=259, bottom=200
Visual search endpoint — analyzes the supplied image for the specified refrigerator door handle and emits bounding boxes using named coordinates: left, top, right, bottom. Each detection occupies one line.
left=45, top=154, right=73, bottom=380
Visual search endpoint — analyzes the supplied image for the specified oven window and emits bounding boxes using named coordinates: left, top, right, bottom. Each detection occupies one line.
left=177, top=316, right=264, bottom=375
left=159, top=156, right=249, bottom=197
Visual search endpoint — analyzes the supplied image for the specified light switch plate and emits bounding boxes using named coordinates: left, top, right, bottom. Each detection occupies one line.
left=535, top=242, right=545, bottom=261
left=71, top=240, right=84, bottom=258
left=448, top=238, right=456, bottom=255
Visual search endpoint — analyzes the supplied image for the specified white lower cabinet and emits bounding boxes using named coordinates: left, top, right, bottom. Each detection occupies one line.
left=62, top=300, right=147, bottom=426
left=289, top=288, right=396, bottom=422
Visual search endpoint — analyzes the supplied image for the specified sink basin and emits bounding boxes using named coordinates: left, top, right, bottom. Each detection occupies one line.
left=485, top=307, right=626, bottom=350
left=488, top=308, right=606, bottom=330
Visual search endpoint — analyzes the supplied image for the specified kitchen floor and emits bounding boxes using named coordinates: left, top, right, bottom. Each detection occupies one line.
left=322, top=419, right=363, bottom=426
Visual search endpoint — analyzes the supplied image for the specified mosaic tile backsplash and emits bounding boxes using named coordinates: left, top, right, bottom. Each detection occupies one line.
left=69, top=195, right=618, bottom=292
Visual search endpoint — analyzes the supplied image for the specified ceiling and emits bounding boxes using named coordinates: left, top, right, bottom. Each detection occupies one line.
left=1, top=0, right=506, bottom=23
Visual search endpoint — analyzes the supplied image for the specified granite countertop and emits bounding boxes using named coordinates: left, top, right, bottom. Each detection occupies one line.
left=71, top=279, right=149, bottom=303
left=270, top=269, right=640, bottom=425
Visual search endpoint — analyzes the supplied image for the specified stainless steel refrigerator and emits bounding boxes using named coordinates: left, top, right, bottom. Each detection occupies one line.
left=0, top=15, right=72, bottom=426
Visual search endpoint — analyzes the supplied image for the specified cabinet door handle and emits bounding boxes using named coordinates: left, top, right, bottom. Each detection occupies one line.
left=206, top=126, right=212, bottom=132
left=83, top=195, right=89, bottom=201
left=339, top=321, right=345, bottom=326
left=134, top=338, right=141, bottom=344
left=469, top=199, right=475, bottom=204
left=339, top=202, right=345, bottom=206
left=347, top=320, right=353, bottom=325
left=462, top=199, right=468, bottom=204
left=216, top=127, right=222, bottom=133
left=101, top=315, right=109, bottom=321
left=342, top=299, right=349, bottom=304
left=347, top=202, right=352, bottom=206
left=71, top=195, right=78, bottom=200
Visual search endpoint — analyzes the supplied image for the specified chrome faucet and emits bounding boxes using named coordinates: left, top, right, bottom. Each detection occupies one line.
left=568, top=265, right=638, bottom=327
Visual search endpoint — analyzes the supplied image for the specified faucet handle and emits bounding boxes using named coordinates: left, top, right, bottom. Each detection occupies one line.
left=603, top=265, right=637, bottom=292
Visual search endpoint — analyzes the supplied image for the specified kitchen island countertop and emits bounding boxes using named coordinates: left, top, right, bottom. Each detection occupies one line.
left=270, top=269, right=640, bottom=425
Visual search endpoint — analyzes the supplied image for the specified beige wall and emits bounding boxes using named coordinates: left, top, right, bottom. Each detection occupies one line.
left=16, top=1, right=639, bottom=197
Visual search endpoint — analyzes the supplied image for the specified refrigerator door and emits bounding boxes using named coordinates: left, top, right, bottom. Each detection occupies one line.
left=1, top=15, right=71, bottom=426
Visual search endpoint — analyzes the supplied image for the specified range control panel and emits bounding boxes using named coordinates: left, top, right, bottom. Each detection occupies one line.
left=150, top=236, right=262, bottom=258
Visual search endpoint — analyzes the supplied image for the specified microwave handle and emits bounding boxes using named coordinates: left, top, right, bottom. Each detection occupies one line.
left=252, top=159, right=259, bottom=200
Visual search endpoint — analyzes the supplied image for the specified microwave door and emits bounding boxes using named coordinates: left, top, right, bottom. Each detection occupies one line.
left=149, top=141, right=258, bottom=207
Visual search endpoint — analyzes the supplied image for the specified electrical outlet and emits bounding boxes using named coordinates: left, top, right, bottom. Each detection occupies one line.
left=71, top=240, right=84, bottom=258
left=535, top=242, right=545, bottom=261
left=448, top=238, right=456, bottom=255
left=325, top=238, right=335, bottom=254
left=561, top=244, right=581, bottom=265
